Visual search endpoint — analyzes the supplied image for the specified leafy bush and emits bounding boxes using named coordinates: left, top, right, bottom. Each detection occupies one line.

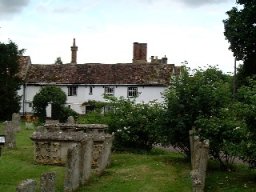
left=106, top=97, right=164, bottom=151
left=77, top=111, right=111, bottom=124
left=195, top=103, right=246, bottom=169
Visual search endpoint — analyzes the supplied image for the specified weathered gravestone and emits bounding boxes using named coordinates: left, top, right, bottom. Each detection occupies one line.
left=16, top=179, right=36, bottom=192
left=12, top=113, right=21, bottom=132
left=79, top=138, right=93, bottom=185
left=64, top=145, right=80, bottom=192
left=4, top=121, right=16, bottom=148
left=189, top=129, right=209, bottom=192
left=93, top=134, right=114, bottom=175
left=40, top=172, right=56, bottom=192
left=67, top=116, right=75, bottom=124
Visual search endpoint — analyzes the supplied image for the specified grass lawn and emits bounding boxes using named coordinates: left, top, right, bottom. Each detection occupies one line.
left=0, top=122, right=65, bottom=191
left=78, top=150, right=192, bottom=192
left=0, top=122, right=256, bottom=191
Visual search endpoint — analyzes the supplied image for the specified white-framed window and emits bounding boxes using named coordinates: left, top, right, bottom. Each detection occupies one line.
left=89, top=86, right=93, bottom=95
left=128, top=87, right=138, bottom=98
left=68, top=86, right=77, bottom=96
left=104, top=86, right=115, bottom=96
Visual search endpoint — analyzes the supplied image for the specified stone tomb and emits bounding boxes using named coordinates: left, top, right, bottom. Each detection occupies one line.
left=30, top=124, right=92, bottom=165
left=31, top=123, right=114, bottom=191
left=30, top=123, right=114, bottom=171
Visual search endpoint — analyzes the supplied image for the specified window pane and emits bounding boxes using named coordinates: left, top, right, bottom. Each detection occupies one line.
left=89, top=86, right=93, bottom=95
left=68, top=86, right=77, bottom=96
left=105, top=86, right=114, bottom=96
left=128, top=87, right=138, bottom=97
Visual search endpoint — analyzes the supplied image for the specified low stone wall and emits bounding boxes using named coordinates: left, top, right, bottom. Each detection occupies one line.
left=189, top=129, right=209, bottom=192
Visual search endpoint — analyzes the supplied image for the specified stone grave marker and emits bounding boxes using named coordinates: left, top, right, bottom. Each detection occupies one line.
left=67, top=116, right=75, bottom=124
left=189, top=129, right=209, bottom=192
left=16, top=179, right=36, bottom=192
left=40, top=172, right=56, bottom=192
left=12, top=113, right=21, bottom=132
left=64, top=145, right=80, bottom=192
left=4, top=121, right=16, bottom=148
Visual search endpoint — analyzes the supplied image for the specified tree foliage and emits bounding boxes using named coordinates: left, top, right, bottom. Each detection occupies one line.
left=0, top=41, right=23, bottom=120
left=223, top=0, right=256, bottom=79
left=32, top=86, right=73, bottom=122
left=236, top=78, right=256, bottom=168
left=162, top=66, right=245, bottom=168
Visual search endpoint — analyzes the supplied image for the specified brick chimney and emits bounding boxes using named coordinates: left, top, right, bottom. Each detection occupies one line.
left=132, top=42, right=147, bottom=64
left=71, top=38, right=78, bottom=64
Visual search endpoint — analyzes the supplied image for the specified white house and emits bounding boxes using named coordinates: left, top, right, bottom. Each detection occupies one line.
left=18, top=40, right=181, bottom=115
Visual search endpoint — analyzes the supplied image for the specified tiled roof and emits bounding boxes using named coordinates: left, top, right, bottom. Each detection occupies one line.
left=24, top=63, right=179, bottom=85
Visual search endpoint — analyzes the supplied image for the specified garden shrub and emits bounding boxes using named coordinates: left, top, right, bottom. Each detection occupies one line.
left=106, top=97, right=164, bottom=151
left=77, top=111, right=111, bottom=124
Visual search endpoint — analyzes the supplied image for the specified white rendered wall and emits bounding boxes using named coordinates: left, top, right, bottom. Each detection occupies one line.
left=19, top=84, right=167, bottom=114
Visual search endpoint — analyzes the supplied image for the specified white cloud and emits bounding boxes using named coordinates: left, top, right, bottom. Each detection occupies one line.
left=141, top=0, right=232, bottom=7
left=180, top=0, right=230, bottom=7
left=0, top=0, right=30, bottom=19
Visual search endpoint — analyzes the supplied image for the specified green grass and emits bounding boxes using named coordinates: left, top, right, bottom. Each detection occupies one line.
left=0, top=122, right=256, bottom=192
left=78, top=150, right=192, bottom=192
left=206, top=161, right=256, bottom=192
left=0, top=122, right=65, bottom=192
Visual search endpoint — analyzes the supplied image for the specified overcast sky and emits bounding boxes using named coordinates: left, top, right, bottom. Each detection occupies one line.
left=0, top=0, right=239, bottom=72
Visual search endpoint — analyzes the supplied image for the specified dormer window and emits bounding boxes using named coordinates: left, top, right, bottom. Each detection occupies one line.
left=68, top=86, right=77, bottom=96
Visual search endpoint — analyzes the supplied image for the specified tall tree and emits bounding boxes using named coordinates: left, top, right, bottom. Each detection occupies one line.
left=223, top=0, right=256, bottom=83
left=162, top=67, right=245, bottom=169
left=0, top=41, right=23, bottom=120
